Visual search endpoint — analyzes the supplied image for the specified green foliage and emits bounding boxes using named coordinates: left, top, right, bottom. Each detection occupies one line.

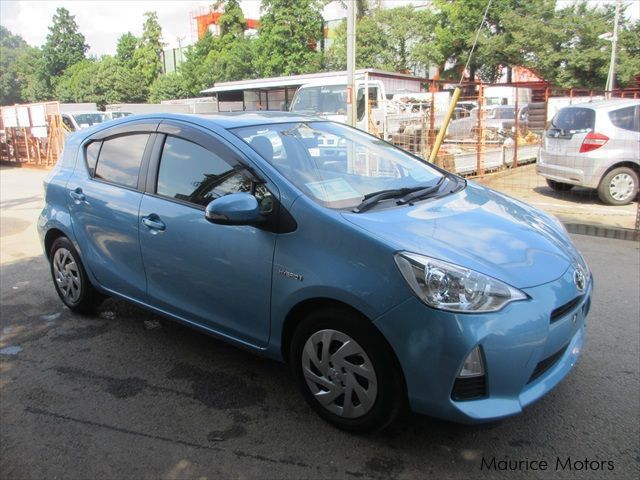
left=149, top=73, right=191, bottom=102
left=133, top=12, right=164, bottom=92
left=41, top=7, right=88, bottom=86
left=55, top=56, right=146, bottom=108
left=0, top=26, right=29, bottom=104
left=324, top=7, right=436, bottom=73
left=254, top=0, right=324, bottom=76
left=116, top=32, right=138, bottom=69
left=15, top=47, right=50, bottom=102
left=179, top=2, right=256, bottom=95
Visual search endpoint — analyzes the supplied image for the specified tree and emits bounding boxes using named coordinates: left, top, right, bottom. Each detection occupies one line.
left=15, top=47, right=50, bottom=102
left=149, top=73, right=191, bottom=102
left=178, top=1, right=256, bottom=96
left=116, top=32, right=138, bottom=69
left=254, top=0, right=324, bottom=76
left=0, top=26, right=29, bottom=104
left=55, top=56, right=146, bottom=108
left=41, top=7, right=88, bottom=88
left=324, top=6, right=435, bottom=73
left=180, top=31, right=218, bottom=95
left=323, top=16, right=390, bottom=71
left=133, top=11, right=164, bottom=93
left=616, top=19, right=640, bottom=87
left=218, top=0, right=247, bottom=38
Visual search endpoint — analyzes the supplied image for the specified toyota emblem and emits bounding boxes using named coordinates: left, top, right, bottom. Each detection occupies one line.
left=573, top=266, right=586, bottom=292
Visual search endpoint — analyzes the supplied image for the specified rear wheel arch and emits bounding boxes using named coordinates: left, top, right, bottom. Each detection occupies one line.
left=44, top=228, right=67, bottom=260
left=599, top=161, right=640, bottom=180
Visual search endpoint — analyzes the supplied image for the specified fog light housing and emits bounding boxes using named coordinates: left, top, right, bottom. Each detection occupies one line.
left=458, top=346, right=485, bottom=378
left=452, top=347, right=487, bottom=401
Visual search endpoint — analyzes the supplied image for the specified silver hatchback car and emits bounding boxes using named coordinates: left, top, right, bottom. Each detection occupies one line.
left=537, top=99, right=639, bottom=205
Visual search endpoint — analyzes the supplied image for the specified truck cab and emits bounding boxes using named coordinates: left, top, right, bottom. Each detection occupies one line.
left=290, top=79, right=387, bottom=135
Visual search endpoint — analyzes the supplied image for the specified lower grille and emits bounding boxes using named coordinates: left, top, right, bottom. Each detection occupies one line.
left=528, top=344, right=568, bottom=384
left=451, top=376, right=486, bottom=401
left=550, top=296, right=582, bottom=323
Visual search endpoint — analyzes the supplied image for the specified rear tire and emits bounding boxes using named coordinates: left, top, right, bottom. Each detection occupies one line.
left=290, top=308, right=405, bottom=433
left=546, top=179, right=574, bottom=191
left=597, top=167, right=638, bottom=206
left=49, top=237, right=104, bottom=313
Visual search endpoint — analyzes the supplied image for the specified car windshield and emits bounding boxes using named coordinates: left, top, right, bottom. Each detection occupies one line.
left=290, top=85, right=348, bottom=115
left=232, top=121, right=444, bottom=210
left=72, top=113, right=107, bottom=127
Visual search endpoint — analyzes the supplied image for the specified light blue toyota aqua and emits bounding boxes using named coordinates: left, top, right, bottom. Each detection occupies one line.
left=38, top=113, right=592, bottom=432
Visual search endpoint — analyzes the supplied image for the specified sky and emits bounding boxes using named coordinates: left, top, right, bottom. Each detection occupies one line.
left=0, top=0, right=638, bottom=56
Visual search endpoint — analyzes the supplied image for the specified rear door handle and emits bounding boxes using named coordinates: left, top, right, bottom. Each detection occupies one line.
left=69, top=188, right=86, bottom=203
left=142, top=214, right=166, bottom=232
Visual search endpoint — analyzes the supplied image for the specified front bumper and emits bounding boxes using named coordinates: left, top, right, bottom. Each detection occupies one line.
left=373, top=266, right=592, bottom=423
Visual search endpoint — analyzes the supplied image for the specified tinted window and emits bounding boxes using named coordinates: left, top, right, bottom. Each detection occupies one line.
left=62, top=116, right=75, bottom=131
left=609, top=106, right=638, bottom=132
left=85, top=141, right=101, bottom=176
left=157, top=136, right=262, bottom=207
left=550, top=107, right=595, bottom=132
left=95, top=134, right=149, bottom=188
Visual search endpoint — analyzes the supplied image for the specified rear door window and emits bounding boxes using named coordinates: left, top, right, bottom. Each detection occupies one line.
left=609, top=106, right=639, bottom=132
left=94, top=134, right=150, bottom=188
left=550, top=107, right=595, bottom=133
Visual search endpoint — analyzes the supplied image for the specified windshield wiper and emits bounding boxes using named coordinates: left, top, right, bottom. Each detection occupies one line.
left=396, top=176, right=448, bottom=205
left=352, top=183, right=441, bottom=214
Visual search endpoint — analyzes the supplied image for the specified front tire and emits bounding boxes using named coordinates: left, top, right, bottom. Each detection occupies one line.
left=597, top=167, right=638, bottom=205
left=49, top=237, right=104, bottom=313
left=546, top=179, right=574, bottom=191
left=290, top=308, right=405, bottom=433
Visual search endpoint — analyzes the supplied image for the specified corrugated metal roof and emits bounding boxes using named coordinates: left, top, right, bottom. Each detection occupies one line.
left=201, top=69, right=424, bottom=94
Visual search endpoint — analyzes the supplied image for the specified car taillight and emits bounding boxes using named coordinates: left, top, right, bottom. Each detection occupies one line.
left=579, top=132, right=609, bottom=153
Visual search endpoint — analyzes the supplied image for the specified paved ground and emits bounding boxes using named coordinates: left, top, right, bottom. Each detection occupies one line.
left=1, top=166, right=639, bottom=480
left=476, top=164, right=639, bottom=230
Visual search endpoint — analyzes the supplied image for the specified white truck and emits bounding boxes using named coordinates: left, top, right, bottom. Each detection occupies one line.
left=289, top=73, right=425, bottom=139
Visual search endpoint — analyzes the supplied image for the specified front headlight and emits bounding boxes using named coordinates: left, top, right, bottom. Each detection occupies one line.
left=394, top=252, right=527, bottom=313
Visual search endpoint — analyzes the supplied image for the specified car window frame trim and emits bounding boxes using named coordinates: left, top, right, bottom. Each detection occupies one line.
left=143, top=120, right=274, bottom=209
left=80, top=120, right=160, bottom=192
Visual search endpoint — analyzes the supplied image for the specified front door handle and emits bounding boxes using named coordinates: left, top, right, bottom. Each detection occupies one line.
left=142, top=214, right=166, bottom=232
left=69, top=188, right=86, bottom=203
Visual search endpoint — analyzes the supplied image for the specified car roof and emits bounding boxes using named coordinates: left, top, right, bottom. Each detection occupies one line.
left=98, top=111, right=325, bottom=130
left=562, top=98, right=639, bottom=110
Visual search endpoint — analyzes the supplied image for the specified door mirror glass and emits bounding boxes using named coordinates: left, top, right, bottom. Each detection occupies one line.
left=205, top=192, right=262, bottom=225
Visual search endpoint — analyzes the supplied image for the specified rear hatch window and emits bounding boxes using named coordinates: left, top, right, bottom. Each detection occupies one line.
left=547, top=107, right=595, bottom=139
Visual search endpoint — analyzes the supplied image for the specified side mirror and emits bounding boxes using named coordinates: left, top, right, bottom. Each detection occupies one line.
left=205, top=192, right=262, bottom=225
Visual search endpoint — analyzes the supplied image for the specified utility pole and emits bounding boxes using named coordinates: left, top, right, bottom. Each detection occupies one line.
left=346, top=0, right=356, bottom=127
left=605, top=0, right=621, bottom=97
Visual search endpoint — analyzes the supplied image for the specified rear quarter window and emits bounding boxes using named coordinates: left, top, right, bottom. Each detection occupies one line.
left=84, top=141, right=101, bottom=176
left=551, top=107, right=595, bottom=132
left=608, top=106, right=639, bottom=132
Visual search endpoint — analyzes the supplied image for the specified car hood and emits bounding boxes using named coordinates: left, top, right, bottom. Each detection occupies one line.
left=342, top=181, right=577, bottom=289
